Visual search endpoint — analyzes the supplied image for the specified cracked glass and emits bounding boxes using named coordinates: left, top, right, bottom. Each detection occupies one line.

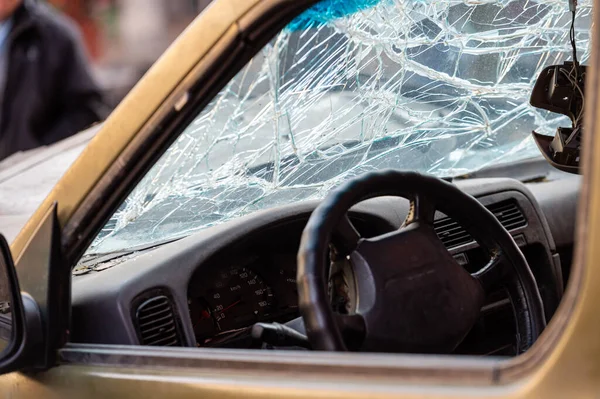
left=81, top=0, right=592, bottom=261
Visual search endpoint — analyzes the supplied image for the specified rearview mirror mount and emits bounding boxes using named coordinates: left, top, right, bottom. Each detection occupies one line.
left=530, top=62, right=585, bottom=175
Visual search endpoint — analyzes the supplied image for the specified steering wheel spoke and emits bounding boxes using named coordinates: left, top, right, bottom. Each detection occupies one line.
left=472, top=252, right=508, bottom=291
left=405, top=193, right=436, bottom=226
left=332, top=214, right=362, bottom=256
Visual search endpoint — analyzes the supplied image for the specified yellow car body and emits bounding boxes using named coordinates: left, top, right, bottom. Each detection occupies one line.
left=1, top=0, right=599, bottom=397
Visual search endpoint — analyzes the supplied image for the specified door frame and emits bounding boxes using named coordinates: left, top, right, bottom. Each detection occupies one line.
left=5, top=0, right=600, bottom=396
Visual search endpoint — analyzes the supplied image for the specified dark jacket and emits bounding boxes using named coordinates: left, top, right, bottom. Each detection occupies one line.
left=0, top=0, right=107, bottom=160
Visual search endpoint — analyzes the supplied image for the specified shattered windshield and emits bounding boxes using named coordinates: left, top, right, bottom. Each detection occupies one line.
left=83, top=0, right=591, bottom=257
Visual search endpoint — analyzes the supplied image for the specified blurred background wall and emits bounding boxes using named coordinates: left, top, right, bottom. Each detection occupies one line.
left=48, top=0, right=213, bottom=107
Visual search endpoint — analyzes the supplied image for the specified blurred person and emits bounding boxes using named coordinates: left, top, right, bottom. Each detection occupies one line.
left=0, top=0, right=107, bottom=160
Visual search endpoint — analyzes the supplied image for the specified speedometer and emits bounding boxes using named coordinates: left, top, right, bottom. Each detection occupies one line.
left=191, top=266, right=274, bottom=341
left=208, top=266, right=273, bottom=331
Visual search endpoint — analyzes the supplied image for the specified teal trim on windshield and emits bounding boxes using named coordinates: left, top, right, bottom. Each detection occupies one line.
left=287, top=0, right=382, bottom=31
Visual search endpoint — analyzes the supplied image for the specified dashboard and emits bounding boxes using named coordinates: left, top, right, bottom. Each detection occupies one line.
left=70, top=173, right=580, bottom=355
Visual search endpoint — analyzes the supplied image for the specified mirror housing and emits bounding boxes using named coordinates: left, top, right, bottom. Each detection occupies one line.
left=0, top=235, right=43, bottom=375
left=530, top=62, right=585, bottom=174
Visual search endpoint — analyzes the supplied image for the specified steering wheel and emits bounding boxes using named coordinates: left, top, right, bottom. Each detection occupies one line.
left=297, top=170, right=545, bottom=354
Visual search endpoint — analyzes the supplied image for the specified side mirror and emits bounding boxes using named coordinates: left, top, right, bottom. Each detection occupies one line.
left=0, top=234, right=25, bottom=372
left=0, top=234, right=42, bottom=374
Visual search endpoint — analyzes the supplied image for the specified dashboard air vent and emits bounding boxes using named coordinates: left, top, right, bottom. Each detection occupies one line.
left=433, top=218, right=473, bottom=248
left=434, top=200, right=527, bottom=249
left=487, top=201, right=527, bottom=231
left=135, top=295, right=182, bottom=346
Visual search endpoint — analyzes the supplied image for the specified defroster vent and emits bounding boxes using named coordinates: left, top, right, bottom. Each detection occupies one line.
left=434, top=200, right=527, bottom=249
left=134, top=294, right=182, bottom=346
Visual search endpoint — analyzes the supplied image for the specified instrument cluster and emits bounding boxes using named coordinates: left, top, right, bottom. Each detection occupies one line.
left=188, top=253, right=299, bottom=346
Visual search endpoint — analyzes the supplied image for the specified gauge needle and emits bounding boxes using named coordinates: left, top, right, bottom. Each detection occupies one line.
left=200, top=310, right=211, bottom=320
left=221, top=299, right=241, bottom=313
